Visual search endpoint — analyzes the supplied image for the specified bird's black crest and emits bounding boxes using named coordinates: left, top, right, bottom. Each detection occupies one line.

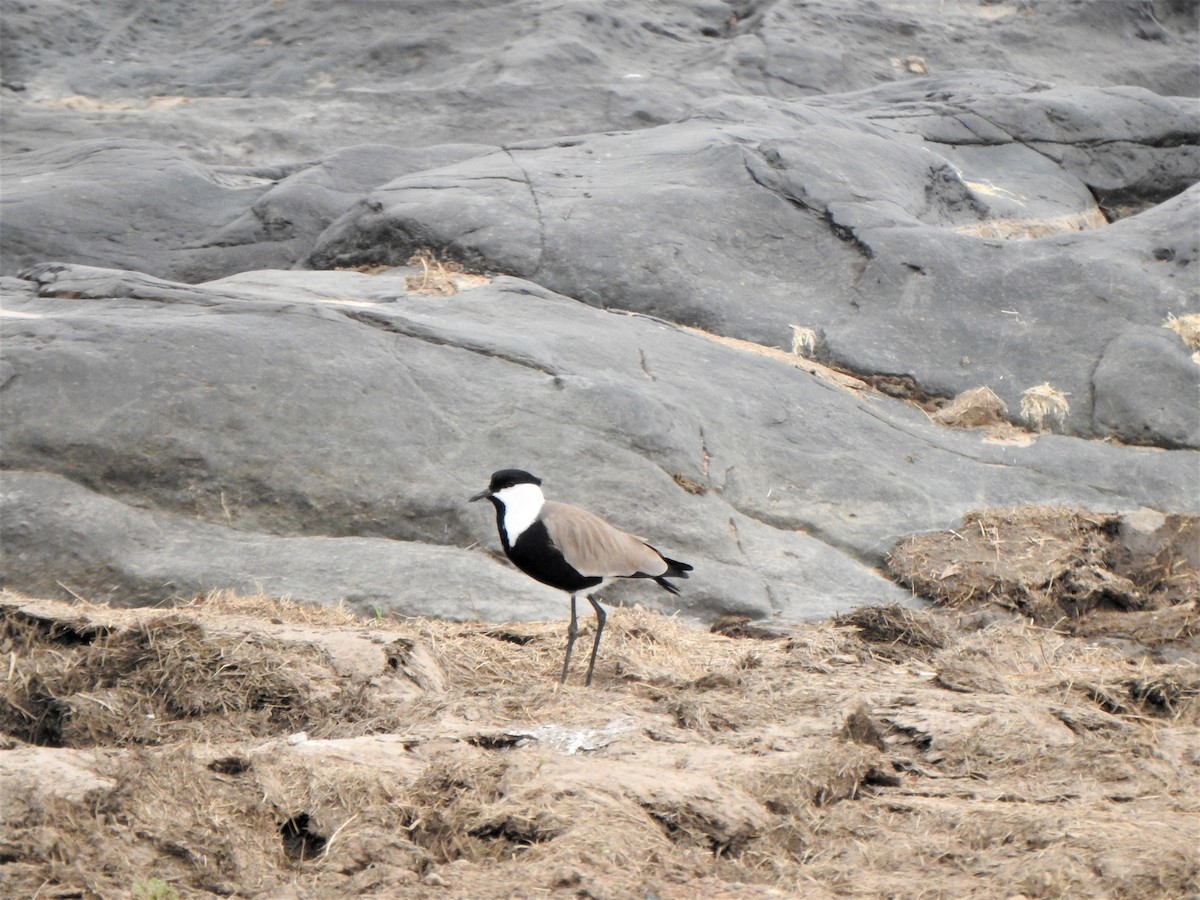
left=488, top=469, right=542, bottom=492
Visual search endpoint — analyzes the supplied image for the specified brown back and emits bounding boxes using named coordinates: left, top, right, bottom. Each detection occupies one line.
left=539, top=501, right=668, bottom=578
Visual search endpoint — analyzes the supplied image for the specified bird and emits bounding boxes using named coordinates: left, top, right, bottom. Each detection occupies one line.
left=470, top=468, right=693, bottom=686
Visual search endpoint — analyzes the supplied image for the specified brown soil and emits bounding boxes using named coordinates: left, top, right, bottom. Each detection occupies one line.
left=2, top=507, right=1198, bottom=899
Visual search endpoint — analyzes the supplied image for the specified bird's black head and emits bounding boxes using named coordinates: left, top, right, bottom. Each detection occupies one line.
left=469, top=468, right=542, bottom=502
left=489, top=469, right=542, bottom=492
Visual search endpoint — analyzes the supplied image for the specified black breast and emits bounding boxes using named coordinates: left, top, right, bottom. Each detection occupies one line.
left=505, top=520, right=604, bottom=594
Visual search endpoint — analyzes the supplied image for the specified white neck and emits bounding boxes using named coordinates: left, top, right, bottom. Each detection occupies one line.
left=495, top=482, right=545, bottom=545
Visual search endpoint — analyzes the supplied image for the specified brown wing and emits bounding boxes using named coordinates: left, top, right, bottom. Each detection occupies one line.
left=539, top=501, right=669, bottom=578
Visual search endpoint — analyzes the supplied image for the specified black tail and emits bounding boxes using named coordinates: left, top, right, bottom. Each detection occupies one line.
left=653, top=555, right=693, bottom=595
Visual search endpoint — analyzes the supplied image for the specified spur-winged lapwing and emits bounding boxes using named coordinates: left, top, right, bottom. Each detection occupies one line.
left=470, top=468, right=693, bottom=686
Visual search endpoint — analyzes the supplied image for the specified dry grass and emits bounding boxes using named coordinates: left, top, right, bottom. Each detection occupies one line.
left=835, top=604, right=949, bottom=662
left=888, top=507, right=1199, bottom=638
left=672, top=328, right=1097, bottom=448
left=931, top=385, right=1008, bottom=429
left=1020, top=381, right=1070, bottom=431
left=1164, top=312, right=1200, bottom=349
left=952, top=207, right=1108, bottom=239
left=404, top=250, right=490, bottom=295
left=929, top=385, right=1040, bottom=445
left=38, top=94, right=191, bottom=111
left=182, top=588, right=365, bottom=627
left=678, top=323, right=869, bottom=397
left=890, top=55, right=929, bottom=74
left=789, top=324, right=818, bottom=357
left=2, top=571, right=1198, bottom=898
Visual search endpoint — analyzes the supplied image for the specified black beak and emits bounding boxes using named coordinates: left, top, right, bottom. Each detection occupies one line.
left=469, top=488, right=491, bottom=503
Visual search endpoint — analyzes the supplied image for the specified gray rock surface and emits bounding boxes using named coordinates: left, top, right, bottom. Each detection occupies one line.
left=2, top=264, right=1196, bottom=620
left=7, top=75, right=1196, bottom=448
left=1, top=0, right=1197, bottom=621
left=3, top=0, right=1195, bottom=162
left=1, top=140, right=494, bottom=281
left=1, top=470, right=566, bottom=621
left=306, top=76, right=1200, bottom=446
left=1093, top=325, right=1200, bottom=448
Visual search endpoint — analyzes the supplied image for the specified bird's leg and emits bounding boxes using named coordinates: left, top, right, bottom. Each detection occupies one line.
left=561, top=593, right=580, bottom=684
left=584, top=595, right=607, bottom=687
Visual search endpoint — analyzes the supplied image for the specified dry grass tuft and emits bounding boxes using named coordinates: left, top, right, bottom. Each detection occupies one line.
left=404, top=250, right=490, bottom=295
left=0, top=593, right=446, bottom=748
left=891, top=55, right=929, bottom=74
left=1127, top=670, right=1200, bottom=723
left=338, top=262, right=394, bottom=275
left=789, top=324, right=819, bottom=357
left=835, top=604, right=949, bottom=661
left=1020, top=381, right=1070, bottom=431
left=931, top=385, right=1009, bottom=429
left=888, top=507, right=1199, bottom=633
left=672, top=472, right=707, bottom=494
left=1, top=612, right=320, bottom=746
left=1164, top=312, right=1200, bottom=349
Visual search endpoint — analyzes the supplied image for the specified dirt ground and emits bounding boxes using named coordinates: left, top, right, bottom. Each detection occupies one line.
left=2, top=506, right=1198, bottom=899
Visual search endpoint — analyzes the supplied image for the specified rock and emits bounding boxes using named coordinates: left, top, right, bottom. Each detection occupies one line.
left=3, top=263, right=1196, bottom=622
left=0, top=140, right=495, bottom=282
left=306, top=75, right=1200, bottom=446
left=0, top=470, right=567, bottom=622
left=1, top=140, right=290, bottom=282
left=1, top=1, right=1197, bottom=623
left=1, top=0, right=1194, bottom=162
left=1093, top=326, right=1200, bottom=448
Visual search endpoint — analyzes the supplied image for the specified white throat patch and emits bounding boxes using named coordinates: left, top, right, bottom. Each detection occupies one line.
left=495, top=482, right=545, bottom=545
